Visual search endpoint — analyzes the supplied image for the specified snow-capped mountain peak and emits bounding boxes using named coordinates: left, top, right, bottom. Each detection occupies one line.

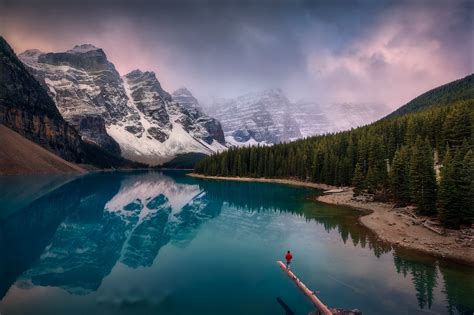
left=125, top=69, right=172, bottom=103
left=19, top=45, right=227, bottom=165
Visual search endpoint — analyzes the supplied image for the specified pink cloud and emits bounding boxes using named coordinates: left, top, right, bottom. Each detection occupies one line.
left=306, top=7, right=472, bottom=109
left=1, top=15, right=179, bottom=93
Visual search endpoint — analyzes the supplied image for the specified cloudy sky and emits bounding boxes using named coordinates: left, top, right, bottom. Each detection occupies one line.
left=1, top=0, right=472, bottom=108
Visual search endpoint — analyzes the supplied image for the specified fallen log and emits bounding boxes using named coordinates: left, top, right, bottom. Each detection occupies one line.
left=422, top=222, right=445, bottom=235
left=277, top=261, right=363, bottom=315
left=277, top=261, right=333, bottom=315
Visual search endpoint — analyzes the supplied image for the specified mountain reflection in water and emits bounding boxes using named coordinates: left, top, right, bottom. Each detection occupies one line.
left=0, top=171, right=472, bottom=315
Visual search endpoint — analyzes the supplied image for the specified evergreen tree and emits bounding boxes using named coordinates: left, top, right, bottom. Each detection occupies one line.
left=220, top=153, right=228, bottom=176
left=366, top=166, right=377, bottom=194
left=443, top=105, right=472, bottom=148
left=368, top=135, right=387, bottom=188
left=390, top=146, right=411, bottom=206
left=409, top=138, right=437, bottom=215
left=352, top=163, right=365, bottom=196
left=439, top=145, right=474, bottom=228
left=438, top=148, right=460, bottom=227
left=267, top=152, right=275, bottom=177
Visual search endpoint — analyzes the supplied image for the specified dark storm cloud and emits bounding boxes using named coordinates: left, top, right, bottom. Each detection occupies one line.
left=0, top=0, right=472, bottom=107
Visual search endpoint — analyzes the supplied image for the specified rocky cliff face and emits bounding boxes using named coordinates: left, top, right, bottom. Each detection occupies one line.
left=19, top=45, right=129, bottom=155
left=172, top=88, right=225, bottom=145
left=122, top=69, right=172, bottom=142
left=19, top=45, right=226, bottom=165
left=0, top=37, right=83, bottom=162
left=105, top=70, right=227, bottom=165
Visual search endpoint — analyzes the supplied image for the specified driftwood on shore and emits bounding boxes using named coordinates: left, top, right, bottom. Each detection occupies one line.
left=395, top=211, right=445, bottom=235
left=422, top=221, right=445, bottom=235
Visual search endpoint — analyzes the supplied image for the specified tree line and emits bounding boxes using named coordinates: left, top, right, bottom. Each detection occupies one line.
left=195, top=100, right=473, bottom=228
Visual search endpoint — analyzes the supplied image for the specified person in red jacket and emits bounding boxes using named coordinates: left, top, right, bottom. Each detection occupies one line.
left=285, top=250, right=293, bottom=269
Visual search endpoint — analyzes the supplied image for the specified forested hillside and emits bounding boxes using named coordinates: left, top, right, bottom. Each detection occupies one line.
left=385, top=74, right=473, bottom=118
left=195, top=77, right=474, bottom=228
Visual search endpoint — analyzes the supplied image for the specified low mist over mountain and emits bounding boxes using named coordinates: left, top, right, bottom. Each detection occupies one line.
left=205, top=89, right=301, bottom=145
left=204, top=89, right=390, bottom=146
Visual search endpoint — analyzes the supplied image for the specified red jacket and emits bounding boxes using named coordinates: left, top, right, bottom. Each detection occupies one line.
left=285, top=252, right=293, bottom=262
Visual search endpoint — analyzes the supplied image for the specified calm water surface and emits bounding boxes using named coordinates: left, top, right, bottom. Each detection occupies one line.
left=0, top=171, right=472, bottom=315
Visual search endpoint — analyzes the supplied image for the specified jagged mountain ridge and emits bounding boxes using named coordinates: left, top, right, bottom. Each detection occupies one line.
left=171, top=88, right=225, bottom=145
left=19, top=44, right=226, bottom=165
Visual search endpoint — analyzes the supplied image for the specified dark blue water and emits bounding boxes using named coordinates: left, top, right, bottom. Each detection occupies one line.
left=0, top=171, right=472, bottom=315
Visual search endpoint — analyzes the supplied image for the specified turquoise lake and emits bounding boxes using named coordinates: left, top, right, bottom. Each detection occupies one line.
left=0, top=170, right=472, bottom=315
